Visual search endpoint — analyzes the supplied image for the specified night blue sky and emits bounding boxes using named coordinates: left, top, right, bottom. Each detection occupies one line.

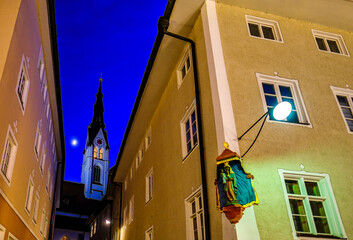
left=55, top=0, right=167, bottom=182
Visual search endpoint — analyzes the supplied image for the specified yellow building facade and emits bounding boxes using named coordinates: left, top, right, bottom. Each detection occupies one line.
left=0, top=0, right=65, bottom=239
left=112, top=0, right=352, bottom=239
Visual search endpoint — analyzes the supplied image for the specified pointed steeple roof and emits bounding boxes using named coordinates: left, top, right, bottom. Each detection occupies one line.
left=87, top=77, right=109, bottom=149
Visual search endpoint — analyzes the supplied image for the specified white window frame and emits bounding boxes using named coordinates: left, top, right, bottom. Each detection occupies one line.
left=0, top=224, right=6, bottom=240
left=46, top=168, right=51, bottom=194
left=330, top=86, right=353, bottom=134
left=278, top=169, right=347, bottom=240
left=256, top=73, right=311, bottom=127
left=312, top=30, right=349, bottom=56
left=145, top=127, right=152, bottom=151
left=7, top=233, right=18, bottom=240
left=136, top=144, right=144, bottom=169
left=124, top=174, right=128, bottom=191
left=130, top=162, right=135, bottom=180
left=123, top=206, right=127, bottom=229
left=245, top=15, right=283, bottom=43
left=44, top=216, right=48, bottom=239
left=1, top=125, right=18, bottom=185
left=40, top=208, right=45, bottom=235
left=90, top=224, right=93, bottom=237
left=15, top=55, right=30, bottom=114
left=177, top=45, right=192, bottom=88
left=180, top=100, right=199, bottom=159
left=185, top=186, right=205, bottom=240
left=24, top=175, right=34, bottom=214
left=145, top=168, right=153, bottom=203
left=145, top=226, right=153, bottom=240
left=32, top=192, right=40, bottom=224
left=93, top=220, right=97, bottom=234
left=34, top=121, right=42, bottom=159
left=129, top=196, right=134, bottom=224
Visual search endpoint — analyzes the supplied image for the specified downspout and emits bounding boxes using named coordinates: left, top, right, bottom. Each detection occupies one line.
left=158, top=17, right=211, bottom=240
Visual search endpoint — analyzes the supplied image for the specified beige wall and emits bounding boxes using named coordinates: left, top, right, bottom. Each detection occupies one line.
left=119, top=14, right=224, bottom=240
left=216, top=3, right=353, bottom=239
left=0, top=0, right=60, bottom=239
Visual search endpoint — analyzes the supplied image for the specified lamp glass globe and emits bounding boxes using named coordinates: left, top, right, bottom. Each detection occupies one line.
left=273, top=101, right=292, bottom=120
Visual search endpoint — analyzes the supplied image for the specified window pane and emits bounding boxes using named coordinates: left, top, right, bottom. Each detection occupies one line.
left=186, top=56, right=191, bottom=70
left=262, top=83, right=276, bottom=94
left=305, top=182, right=320, bottom=196
left=337, top=96, right=349, bottom=107
left=315, top=38, right=327, bottom=51
left=193, top=217, right=199, bottom=240
left=191, top=112, right=196, bottom=123
left=198, top=197, right=202, bottom=209
left=192, top=201, right=196, bottom=214
left=314, top=217, right=330, bottom=234
left=327, top=40, right=340, bottom=53
left=341, top=107, right=353, bottom=119
left=262, top=26, right=275, bottom=40
left=265, top=95, right=278, bottom=107
left=310, top=201, right=326, bottom=217
left=293, top=215, right=310, bottom=232
left=289, top=199, right=306, bottom=215
left=347, top=119, right=353, bottom=131
left=182, top=66, right=186, bottom=79
left=285, top=180, right=301, bottom=194
left=287, top=111, right=299, bottom=123
left=279, top=86, right=293, bottom=97
left=248, top=23, right=260, bottom=37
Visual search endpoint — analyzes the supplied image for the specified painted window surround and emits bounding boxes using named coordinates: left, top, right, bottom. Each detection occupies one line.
left=245, top=15, right=284, bottom=43
left=330, top=86, right=353, bottom=134
left=312, top=29, right=349, bottom=56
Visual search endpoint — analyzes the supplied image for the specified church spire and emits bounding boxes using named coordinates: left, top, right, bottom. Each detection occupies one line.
left=90, top=77, right=105, bottom=129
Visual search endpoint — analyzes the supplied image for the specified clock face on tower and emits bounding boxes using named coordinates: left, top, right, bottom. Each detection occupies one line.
left=96, top=138, right=104, bottom=146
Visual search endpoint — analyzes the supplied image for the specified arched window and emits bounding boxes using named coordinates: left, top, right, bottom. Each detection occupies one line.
left=93, top=165, right=101, bottom=183
left=93, top=147, right=98, bottom=159
left=99, top=148, right=103, bottom=160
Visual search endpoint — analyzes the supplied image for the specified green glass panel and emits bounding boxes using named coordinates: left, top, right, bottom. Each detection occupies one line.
left=285, top=180, right=301, bottom=194
left=289, top=199, right=306, bottom=215
left=305, top=182, right=320, bottom=196
left=310, top=201, right=326, bottom=217
left=292, top=215, right=310, bottom=232
left=314, top=217, right=330, bottom=234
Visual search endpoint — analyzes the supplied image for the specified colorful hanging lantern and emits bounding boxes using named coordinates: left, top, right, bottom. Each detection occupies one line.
left=215, top=143, right=259, bottom=224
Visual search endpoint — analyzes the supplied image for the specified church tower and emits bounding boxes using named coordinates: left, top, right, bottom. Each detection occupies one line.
left=81, top=77, right=110, bottom=200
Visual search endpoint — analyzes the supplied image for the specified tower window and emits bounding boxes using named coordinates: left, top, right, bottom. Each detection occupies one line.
left=246, top=15, right=283, bottom=42
left=312, top=30, right=349, bottom=56
left=99, top=148, right=103, bottom=160
left=16, top=56, right=30, bottom=113
left=93, top=165, right=101, bottom=184
left=93, top=147, right=98, bottom=159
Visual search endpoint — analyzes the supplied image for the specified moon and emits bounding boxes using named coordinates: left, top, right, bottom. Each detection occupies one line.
left=71, top=138, right=78, bottom=147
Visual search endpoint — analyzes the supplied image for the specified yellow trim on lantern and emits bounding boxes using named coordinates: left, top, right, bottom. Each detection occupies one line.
left=216, top=157, right=241, bottom=165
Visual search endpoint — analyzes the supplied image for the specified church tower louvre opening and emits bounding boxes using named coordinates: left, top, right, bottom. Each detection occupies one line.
left=81, top=77, right=110, bottom=200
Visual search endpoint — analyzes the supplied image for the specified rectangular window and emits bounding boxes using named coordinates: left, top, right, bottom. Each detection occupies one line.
left=46, top=170, right=51, bottom=193
left=34, top=122, right=42, bottom=159
left=177, top=46, right=192, bottom=88
left=0, top=224, right=6, bottom=240
left=246, top=15, right=283, bottom=42
left=181, top=100, right=198, bottom=159
left=1, top=125, right=18, bottom=184
left=25, top=176, right=34, bottom=214
left=7, top=233, right=18, bottom=240
left=90, top=225, right=93, bottom=237
left=129, top=196, right=134, bottom=224
left=32, top=193, right=39, bottom=223
left=145, top=226, right=153, bottom=240
left=124, top=175, right=128, bottom=191
left=257, top=73, right=310, bottom=125
left=93, top=221, right=97, bottom=234
left=44, top=217, right=48, bottom=239
left=279, top=170, right=346, bottom=239
left=145, top=127, right=152, bottom=151
left=146, top=168, right=153, bottom=203
left=130, top=162, right=135, bottom=180
left=40, top=146, right=46, bottom=174
left=312, top=30, right=349, bottom=56
left=331, top=86, right=353, bottom=133
left=16, top=56, right=30, bottom=113
left=185, top=188, right=205, bottom=240
left=40, top=208, right=45, bottom=235
left=136, top=144, right=144, bottom=169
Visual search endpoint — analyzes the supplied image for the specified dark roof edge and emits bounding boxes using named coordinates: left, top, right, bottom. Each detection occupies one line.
left=111, top=0, right=176, bottom=176
left=47, top=0, right=66, bottom=164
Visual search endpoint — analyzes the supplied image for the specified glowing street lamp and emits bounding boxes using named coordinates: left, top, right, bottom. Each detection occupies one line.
left=238, top=101, right=292, bottom=157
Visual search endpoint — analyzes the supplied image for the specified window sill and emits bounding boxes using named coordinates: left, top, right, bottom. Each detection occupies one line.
left=92, top=182, right=103, bottom=186
left=267, top=119, right=312, bottom=128
left=297, top=233, right=346, bottom=240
